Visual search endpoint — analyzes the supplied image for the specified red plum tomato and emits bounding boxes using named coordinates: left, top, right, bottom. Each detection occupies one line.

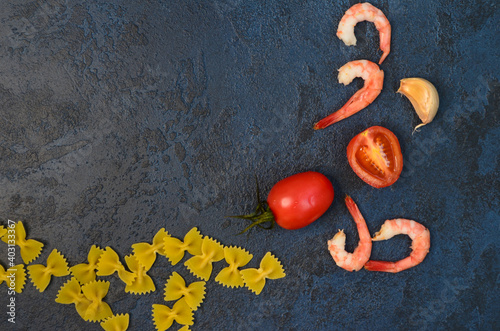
left=267, top=171, right=334, bottom=230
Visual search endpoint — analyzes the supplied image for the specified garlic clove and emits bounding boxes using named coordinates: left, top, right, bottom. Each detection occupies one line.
left=397, top=78, right=439, bottom=132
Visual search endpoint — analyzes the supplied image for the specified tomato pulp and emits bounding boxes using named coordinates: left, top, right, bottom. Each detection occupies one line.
left=347, top=126, right=403, bottom=188
left=267, top=171, right=334, bottom=230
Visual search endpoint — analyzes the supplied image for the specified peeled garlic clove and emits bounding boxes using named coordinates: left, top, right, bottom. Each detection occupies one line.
left=397, top=78, right=439, bottom=131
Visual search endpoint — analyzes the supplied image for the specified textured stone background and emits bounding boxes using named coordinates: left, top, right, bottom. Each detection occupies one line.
left=0, top=0, right=498, bottom=330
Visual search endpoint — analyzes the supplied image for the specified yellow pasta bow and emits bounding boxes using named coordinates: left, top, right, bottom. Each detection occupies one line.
left=124, top=254, right=155, bottom=295
left=27, top=249, right=69, bottom=292
left=81, top=280, right=113, bottom=322
left=56, top=278, right=112, bottom=322
left=96, top=247, right=136, bottom=286
left=215, top=246, right=253, bottom=288
left=184, top=236, right=224, bottom=281
left=240, top=252, right=286, bottom=295
left=177, top=326, right=190, bottom=331
left=0, top=225, right=7, bottom=239
left=152, top=299, right=194, bottom=331
left=70, top=245, right=104, bottom=285
left=2, top=221, right=44, bottom=264
left=55, top=277, right=92, bottom=320
left=164, top=271, right=206, bottom=311
left=100, top=313, right=130, bottom=331
left=163, top=227, right=203, bottom=265
left=0, top=264, right=26, bottom=293
left=132, top=228, right=170, bottom=270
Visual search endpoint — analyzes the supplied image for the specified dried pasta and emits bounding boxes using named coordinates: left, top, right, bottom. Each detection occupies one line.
left=124, top=254, right=155, bottom=295
left=70, top=245, right=104, bottom=285
left=152, top=298, right=194, bottom=331
left=28, top=249, right=69, bottom=292
left=215, top=246, right=253, bottom=288
left=2, top=223, right=289, bottom=329
left=164, top=271, right=206, bottom=311
left=240, top=252, right=285, bottom=295
left=55, top=277, right=92, bottom=320
left=1, top=221, right=44, bottom=264
left=96, top=247, right=136, bottom=286
left=163, top=227, right=203, bottom=265
left=184, top=236, right=224, bottom=281
left=0, top=264, right=26, bottom=293
left=81, top=280, right=113, bottom=322
left=0, top=225, right=7, bottom=239
left=131, top=228, right=170, bottom=270
left=100, top=313, right=130, bottom=331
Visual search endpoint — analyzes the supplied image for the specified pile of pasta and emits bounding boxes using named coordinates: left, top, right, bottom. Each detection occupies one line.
left=0, top=221, right=285, bottom=330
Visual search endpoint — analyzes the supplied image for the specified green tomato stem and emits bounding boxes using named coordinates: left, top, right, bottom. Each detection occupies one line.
left=228, top=176, right=276, bottom=234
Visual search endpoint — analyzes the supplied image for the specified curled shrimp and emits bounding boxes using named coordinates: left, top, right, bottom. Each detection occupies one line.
left=328, top=196, right=372, bottom=272
left=313, top=59, right=383, bottom=130
left=364, top=219, right=431, bottom=273
left=337, top=2, right=391, bottom=64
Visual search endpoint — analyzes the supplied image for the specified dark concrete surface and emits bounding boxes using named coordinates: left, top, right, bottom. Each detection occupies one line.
left=0, top=0, right=498, bottom=330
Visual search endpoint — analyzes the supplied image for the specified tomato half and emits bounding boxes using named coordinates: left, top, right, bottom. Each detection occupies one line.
left=347, top=126, right=403, bottom=188
left=267, top=171, right=334, bottom=230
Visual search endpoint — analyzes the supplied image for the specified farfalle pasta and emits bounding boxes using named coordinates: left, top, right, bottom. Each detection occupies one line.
left=131, top=228, right=170, bottom=270
left=55, top=277, right=92, bottom=320
left=81, top=280, right=113, bottom=322
left=163, top=227, right=203, bottom=265
left=164, top=271, right=206, bottom=311
left=124, top=254, right=155, bottom=295
left=0, top=264, right=26, bottom=293
left=0, top=225, right=7, bottom=239
left=2, top=221, right=44, bottom=264
left=240, top=252, right=286, bottom=295
left=215, top=246, right=253, bottom=288
left=96, top=247, right=136, bottom=286
left=152, top=298, right=194, bottom=331
left=184, top=236, right=224, bottom=281
left=6, top=223, right=289, bottom=330
left=28, top=249, right=69, bottom=292
left=100, top=313, right=130, bottom=331
left=70, top=245, right=104, bottom=285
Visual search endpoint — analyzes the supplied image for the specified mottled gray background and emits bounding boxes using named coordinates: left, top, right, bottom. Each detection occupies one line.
left=0, top=0, right=498, bottom=330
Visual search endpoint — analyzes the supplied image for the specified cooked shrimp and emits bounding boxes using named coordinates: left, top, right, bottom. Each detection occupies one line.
left=328, top=196, right=372, bottom=272
left=337, top=2, right=391, bottom=64
left=313, top=60, right=383, bottom=130
left=364, top=219, right=430, bottom=273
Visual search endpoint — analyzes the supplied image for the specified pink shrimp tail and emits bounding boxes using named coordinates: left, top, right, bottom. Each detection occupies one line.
left=344, top=195, right=358, bottom=214
left=379, top=50, right=389, bottom=65
left=344, top=196, right=368, bottom=237
left=377, top=24, right=391, bottom=64
left=365, top=254, right=426, bottom=273
left=364, top=260, right=398, bottom=273
left=314, top=89, right=372, bottom=130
